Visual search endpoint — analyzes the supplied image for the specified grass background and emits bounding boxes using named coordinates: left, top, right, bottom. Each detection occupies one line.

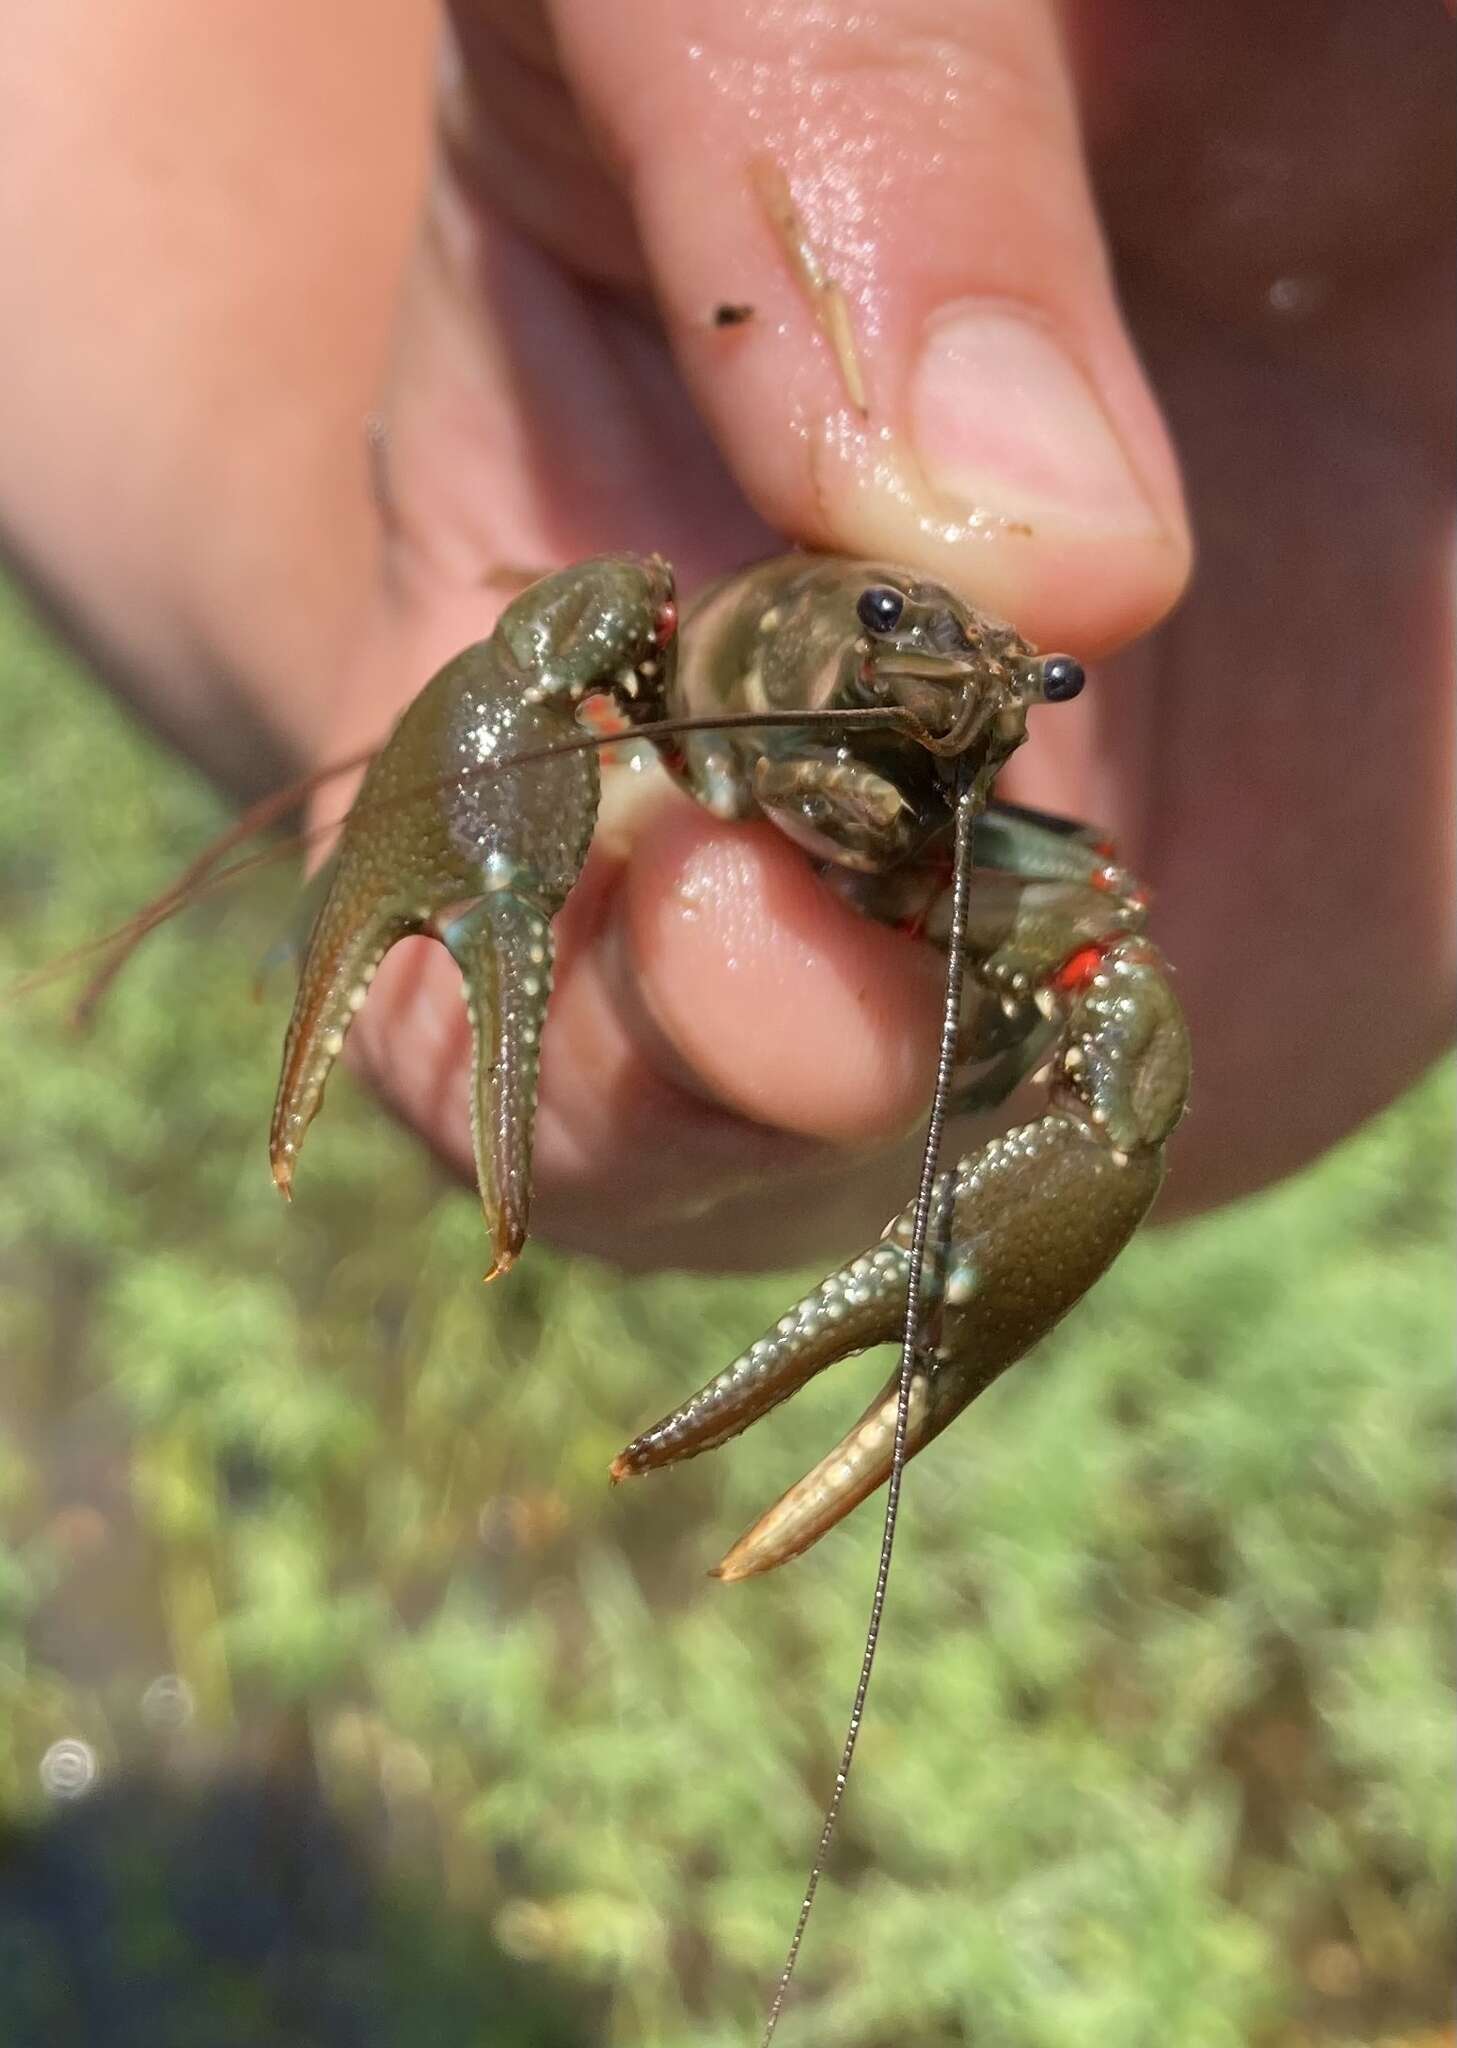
left=0, top=575, right=1451, bottom=2047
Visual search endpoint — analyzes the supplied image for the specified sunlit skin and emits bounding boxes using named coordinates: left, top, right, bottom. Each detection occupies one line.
left=0, top=1, right=1449, bottom=1277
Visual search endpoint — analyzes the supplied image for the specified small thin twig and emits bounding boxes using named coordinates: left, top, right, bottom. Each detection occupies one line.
left=749, top=155, right=869, bottom=417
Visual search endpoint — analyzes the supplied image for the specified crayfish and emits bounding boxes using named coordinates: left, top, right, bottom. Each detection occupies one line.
left=272, top=552, right=1188, bottom=1579
left=48, top=550, right=1189, bottom=2037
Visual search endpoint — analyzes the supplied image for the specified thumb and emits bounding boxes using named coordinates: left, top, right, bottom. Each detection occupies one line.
left=552, top=0, right=1189, bottom=656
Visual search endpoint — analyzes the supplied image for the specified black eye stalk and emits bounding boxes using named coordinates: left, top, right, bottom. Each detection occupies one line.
left=855, top=586, right=906, bottom=636
left=1041, top=655, right=1085, bottom=703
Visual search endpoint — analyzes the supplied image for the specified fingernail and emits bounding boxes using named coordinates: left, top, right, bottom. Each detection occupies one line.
left=911, top=303, right=1163, bottom=533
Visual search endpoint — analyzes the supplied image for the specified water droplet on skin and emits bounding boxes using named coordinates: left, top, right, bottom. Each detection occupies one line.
left=675, top=869, right=717, bottom=925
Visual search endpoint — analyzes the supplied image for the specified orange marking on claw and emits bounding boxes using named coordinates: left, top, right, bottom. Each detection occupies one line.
left=579, top=697, right=625, bottom=737
left=580, top=694, right=631, bottom=766
left=1054, top=943, right=1107, bottom=992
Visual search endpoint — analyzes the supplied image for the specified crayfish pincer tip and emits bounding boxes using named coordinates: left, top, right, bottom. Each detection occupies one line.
left=708, top=1556, right=752, bottom=1586
left=710, top=1538, right=770, bottom=1585
left=481, top=1217, right=528, bottom=1284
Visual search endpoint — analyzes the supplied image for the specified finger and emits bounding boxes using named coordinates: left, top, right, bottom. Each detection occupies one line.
left=547, top=0, right=1191, bottom=657
left=618, top=802, right=945, bottom=1145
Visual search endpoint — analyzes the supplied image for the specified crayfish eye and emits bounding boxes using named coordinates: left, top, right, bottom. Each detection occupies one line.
left=855, top=585, right=906, bottom=636
left=1042, top=655, right=1085, bottom=703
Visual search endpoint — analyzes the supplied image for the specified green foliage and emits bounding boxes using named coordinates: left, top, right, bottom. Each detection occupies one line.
left=0, top=574, right=1452, bottom=2044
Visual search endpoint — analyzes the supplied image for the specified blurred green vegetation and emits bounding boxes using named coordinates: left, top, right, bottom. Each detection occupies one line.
left=0, top=574, right=1451, bottom=2048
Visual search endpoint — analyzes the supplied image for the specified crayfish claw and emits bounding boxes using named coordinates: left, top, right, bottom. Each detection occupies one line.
left=621, top=1055, right=1179, bottom=1577
left=270, top=892, right=416, bottom=1198
left=441, top=893, right=557, bottom=1280
left=610, top=1244, right=911, bottom=1482
left=711, top=1364, right=946, bottom=1583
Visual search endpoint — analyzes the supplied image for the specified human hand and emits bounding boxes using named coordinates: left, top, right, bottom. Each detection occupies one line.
left=1, top=2, right=1448, bottom=1269
left=331, top=0, right=1451, bottom=1269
